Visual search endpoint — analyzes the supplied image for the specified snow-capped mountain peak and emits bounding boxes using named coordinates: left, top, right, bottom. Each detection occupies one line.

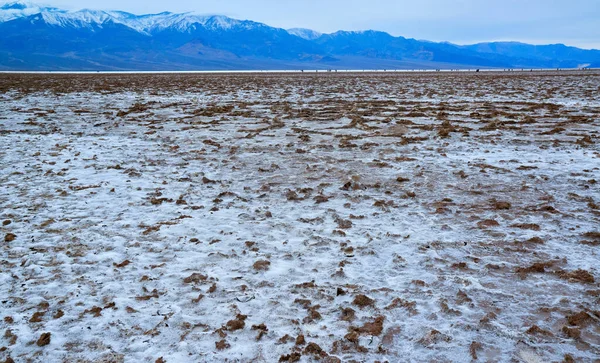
left=287, top=28, right=322, bottom=40
left=141, top=13, right=241, bottom=32
left=0, top=2, right=253, bottom=33
left=41, top=9, right=115, bottom=29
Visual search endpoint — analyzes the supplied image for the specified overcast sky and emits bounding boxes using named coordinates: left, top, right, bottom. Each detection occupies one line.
left=47, top=0, right=600, bottom=49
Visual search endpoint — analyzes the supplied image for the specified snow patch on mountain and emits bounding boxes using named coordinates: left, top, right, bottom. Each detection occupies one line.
left=40, top=9, right=115, bottom=29
left=287, top=28, right=322, bottom=40
left=146, top=14, right=243, bottom=32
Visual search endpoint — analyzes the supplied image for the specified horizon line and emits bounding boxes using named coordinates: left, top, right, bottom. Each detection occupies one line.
left=2, top=68, right=598, bottom=75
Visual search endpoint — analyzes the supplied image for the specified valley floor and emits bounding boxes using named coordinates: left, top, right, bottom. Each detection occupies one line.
left=1, top=71, right=599, bottom=362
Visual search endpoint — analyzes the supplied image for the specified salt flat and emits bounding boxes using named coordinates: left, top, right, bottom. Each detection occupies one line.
left=0, top=71, right=599, bottom=362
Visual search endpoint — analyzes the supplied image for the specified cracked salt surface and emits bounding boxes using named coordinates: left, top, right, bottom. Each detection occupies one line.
left=0, top=71, right=599, bottom=362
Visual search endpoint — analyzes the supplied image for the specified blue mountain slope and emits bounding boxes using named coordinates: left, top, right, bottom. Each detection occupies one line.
left=463, top=42, right=600, bottom=67
left=0, top=1, right=598, bottom=70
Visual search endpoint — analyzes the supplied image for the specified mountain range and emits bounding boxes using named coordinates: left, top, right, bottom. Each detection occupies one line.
left=1, top=1, right=599, bottom=71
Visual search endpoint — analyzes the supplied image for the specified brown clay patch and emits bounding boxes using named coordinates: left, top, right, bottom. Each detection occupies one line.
left=36, top=332, right=51, bottom=347
left=279, top=352, right=301, bottom=362
left=352, top=294, right=375, bottom=308
left=477, top=219, right=500, bottom=228
left=510, top=223, right=541, bottom=231
left=340, top=307, right=356, bottom=322
left=357, top=316, right=385, bottom=336
left=469, top=341, right=483, bottom=360
left=304, top=342, right=327, bottom=358
left=566, top=311, right=594, bottom=327
left=215, top=339, right=230, bottom=350
left=226, top=314, right=247, bottom=331
left=557, top=269, right=595, bottom=284
left=525, top=325, right=554, bottom=337
left=253, top=260, right=271, bottom=271
left=183, top=273, right=208, bottom=284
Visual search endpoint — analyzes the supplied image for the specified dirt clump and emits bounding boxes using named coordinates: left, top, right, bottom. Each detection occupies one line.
left=29, top=312, right=45, bottom=323
left=340, top=307, right=356, bottom=322
left=566, top=311, right=594, bottom=327
left=215, top=339, right=230, bottom=350
left=491, top=199, right=511, bottom=210
left=303, top=306, right=322, bottom=323
left=4, top=329, right=17, bottom=345
left=36, top=332, right=51, bottom=347
left=82, top=306, right=103, bottom=317
left=524, top=237, right=544, bottom=244
left=456, top=290, right=473, bottom=305
left=352, top=294, right=375, bottom=308
left=335, top=218, right=353, bottom=229
left=583, top=231, right=600, bottom=240
left=253, top=260, right=271, bottom=271
left=582, top=232, right=600, bottom=245
left=562, top=326, right=581, bottom=339
left=277, top=334, right=294, bottom=344
left=511, top=223, right=541, bottom=231
left=279, top=352, right=301, bottom=362
left=516, top=261, right=555, bottom=276
left=385, top=298, right=417, bottom=315
left=314, top=195, right=330, bottom=203
left=557, top=269, right=595, bottom=284
left=183, top=273, right=208, bottom=284
left=226, top=314, right=248, bottom=331
left=304, top=342, right=327, bottom=358
left=344, top=330, right=359, bottom=344
left=201, top=176, right=217, bottom=184
left=451, top=262, right=468, bottom=270
left=285, top=190, right=301, bottom=201
left=114, top=260, right=131, bottom=268
left=357, top=316, right=385, bottom=336
left=525, top=325, right=553, bottom=336
left=477, top=219, right=499, bottom=228
left=469, top=341, right=483, bottom=360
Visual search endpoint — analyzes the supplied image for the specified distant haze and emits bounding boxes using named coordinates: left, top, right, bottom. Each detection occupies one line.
left=45, top=0, right=600, bottom=49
